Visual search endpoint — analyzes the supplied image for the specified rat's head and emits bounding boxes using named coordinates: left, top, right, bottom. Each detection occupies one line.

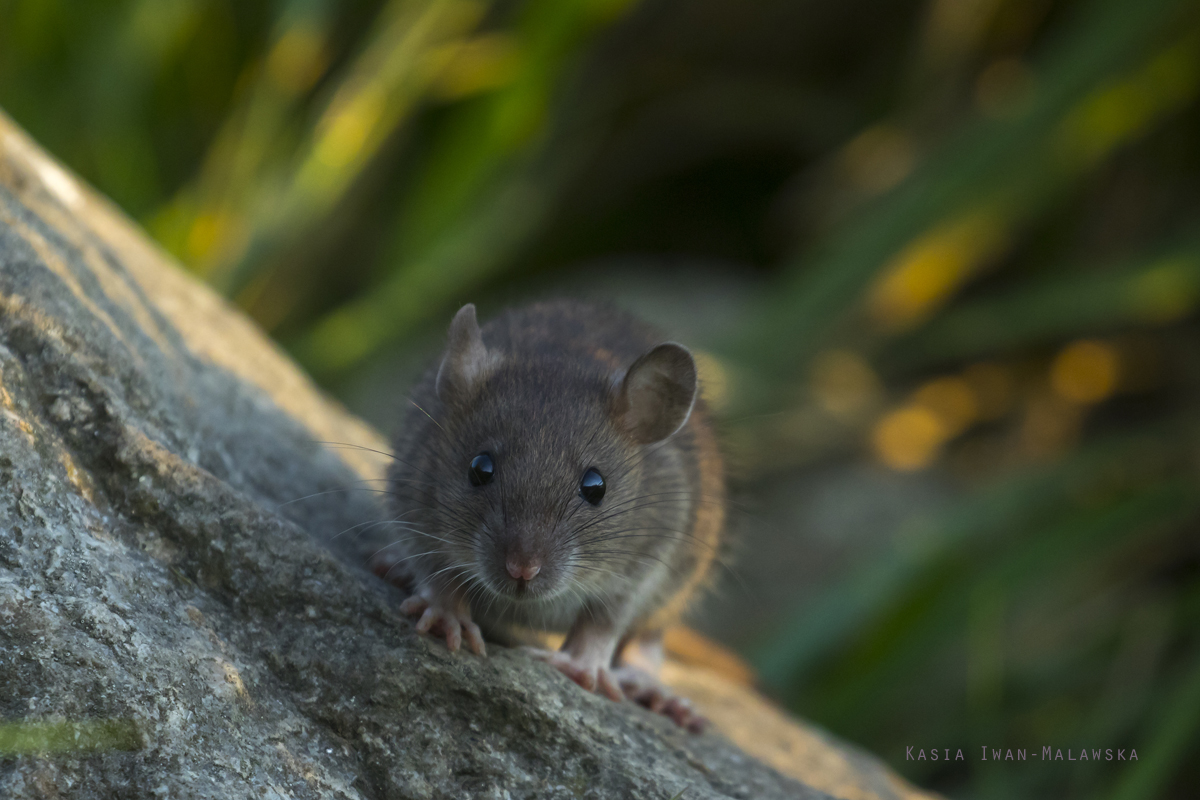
left=411, top=303, right=697, bottom=605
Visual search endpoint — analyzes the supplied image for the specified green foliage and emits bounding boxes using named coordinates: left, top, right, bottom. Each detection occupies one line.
left=2, top=0, right=1199, bottom=797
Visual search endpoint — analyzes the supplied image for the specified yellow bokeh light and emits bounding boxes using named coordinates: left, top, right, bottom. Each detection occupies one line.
left=810, top=350, right=882, bottom=422
left=431, top=33, right=522, bottom=100
left=267, top=25, right=328, bottom=95
left=1056, top=38, right=1200, bottom=169
left=921, top=0, right=1001, bottom=67
left=185, top=212, right=225, bottom=260
left=867, top=209, right=1008, bottom=331
left=913, top=376, right=978, bottom=436
left=314, top=85, right=385, bottom=172
left=1050, top=340, right=1119, bottom=404
left=872, top=405, right=946, bottom=471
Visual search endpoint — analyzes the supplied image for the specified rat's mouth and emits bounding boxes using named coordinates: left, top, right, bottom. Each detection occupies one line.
left=483, top=571, right=562, bottom=603
left=500, top=578, right=554, bottom=601
left=473, top=550, right=573, bottom=603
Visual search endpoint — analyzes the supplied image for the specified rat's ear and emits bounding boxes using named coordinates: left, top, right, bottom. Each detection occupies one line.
left=613, top=343, right=698, bottom=444
left=436, top=304, right=498, bottom=403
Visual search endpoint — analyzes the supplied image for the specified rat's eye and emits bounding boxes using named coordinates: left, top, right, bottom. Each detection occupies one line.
left=579, top=468, right=605, bottom=505
left=469, top=453, right=495, bottom=486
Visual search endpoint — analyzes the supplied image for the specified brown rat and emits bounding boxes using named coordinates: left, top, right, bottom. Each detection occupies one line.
left=380, top=299, right=725, bottom=731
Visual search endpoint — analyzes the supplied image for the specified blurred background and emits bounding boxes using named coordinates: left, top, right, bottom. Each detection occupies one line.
left=3, top=0, right=1199, bottom=796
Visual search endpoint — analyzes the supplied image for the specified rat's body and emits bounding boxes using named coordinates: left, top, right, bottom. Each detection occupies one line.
left=383, top=300, right=724, bottom=730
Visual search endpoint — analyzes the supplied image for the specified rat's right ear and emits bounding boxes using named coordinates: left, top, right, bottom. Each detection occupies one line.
left=613, top=342, right=698, bottom=444
left=436, top=304, right=498, bottom=403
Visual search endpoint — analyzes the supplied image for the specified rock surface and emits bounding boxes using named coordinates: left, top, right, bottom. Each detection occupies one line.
left=0, top=110, right=934, bottom=800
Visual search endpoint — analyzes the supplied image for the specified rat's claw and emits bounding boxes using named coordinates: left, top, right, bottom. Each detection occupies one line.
left=612, top=665, right=708, bottom=733
left=524, top=648, right=623, bottom=701
left=623, top=680, right=669, bottom=713
left=401, top=591, right=486, bottom=655
left=595, top=666, right=623, bottom=701
left=527, top=650, right=706, bottom=730
left=419, top=606, right=461, bottom=650
left=662, top=696, right=704, bottom=731
left=461, top=620, right=486, bottom=656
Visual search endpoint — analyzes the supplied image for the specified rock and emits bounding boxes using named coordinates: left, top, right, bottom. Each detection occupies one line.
left=0, top=110, right=935, bottom=800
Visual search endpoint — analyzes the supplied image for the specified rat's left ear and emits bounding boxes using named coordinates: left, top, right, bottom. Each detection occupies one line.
left=613, top=343, right=698, bottom=444
left=437, top=304, right=499, bottom=404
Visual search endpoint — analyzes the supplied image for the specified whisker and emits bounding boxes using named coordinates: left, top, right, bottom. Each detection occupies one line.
left=409, top=400, right=445, bottom=433
left=315, top=441, right=442, bottom=487
left=275, top=486, right=405, bottom=510
left=326, top=509, right=423, bottom=542
left=575, top=548, right=691, bottom=581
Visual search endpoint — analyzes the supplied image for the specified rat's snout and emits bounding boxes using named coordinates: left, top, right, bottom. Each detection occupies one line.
left=492, top=513, right=561, bottom=598
left=506, top=557, right=541, bottom=582
left=497, top=538, right=551, bottom=597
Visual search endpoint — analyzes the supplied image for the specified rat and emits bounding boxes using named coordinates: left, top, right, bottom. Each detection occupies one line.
left=377, top=299, right=726, bottom=731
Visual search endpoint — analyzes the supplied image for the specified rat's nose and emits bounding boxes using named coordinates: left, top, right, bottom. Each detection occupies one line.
left=506, top=557, right=541, bottom=582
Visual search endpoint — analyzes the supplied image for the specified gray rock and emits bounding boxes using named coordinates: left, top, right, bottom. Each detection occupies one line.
left=0, top=111, right=934, bottom=800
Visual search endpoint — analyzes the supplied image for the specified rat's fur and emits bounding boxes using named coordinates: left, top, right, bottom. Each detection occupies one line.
left=386, top=299, right=725, bottom=675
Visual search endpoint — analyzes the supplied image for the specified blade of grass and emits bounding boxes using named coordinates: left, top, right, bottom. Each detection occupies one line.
left=290, top=0, right=641, bottom=378
left=155, top=0, right=490, bottom=296
left=883, top=240, right=1200, bottom=373
left=732, top=0, right=1198, bottom=381
left=752, top=425, right=1191, bottom=687
left=805, top=480, right=1197, bottom=729
left=1106, top=646, right=1200, bottom=800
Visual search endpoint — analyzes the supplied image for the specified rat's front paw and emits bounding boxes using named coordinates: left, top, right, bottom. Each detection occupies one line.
left=400, top=589, right=485, bottom=655
left=612, top=665, right=708, bottom=733
left=524, top=648, right=624, bottom=701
